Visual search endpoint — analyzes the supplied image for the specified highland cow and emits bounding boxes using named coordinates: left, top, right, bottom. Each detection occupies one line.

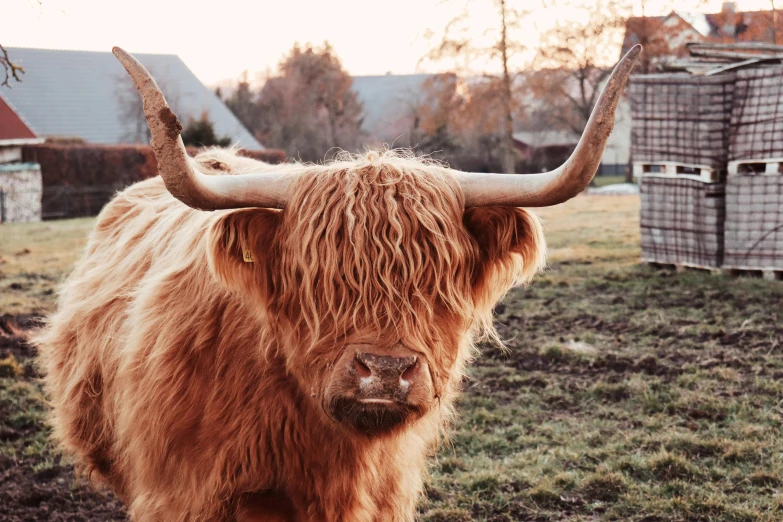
left=35, top=45, right=640, bottom=522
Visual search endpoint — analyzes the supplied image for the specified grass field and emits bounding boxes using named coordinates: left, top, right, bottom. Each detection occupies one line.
left=2, top=194, right=783, bottom=521
left=591, top=175, right=630, bottom=188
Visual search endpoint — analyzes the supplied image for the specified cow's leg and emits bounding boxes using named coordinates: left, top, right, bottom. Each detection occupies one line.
left=236, top=491, right=302, bottom=522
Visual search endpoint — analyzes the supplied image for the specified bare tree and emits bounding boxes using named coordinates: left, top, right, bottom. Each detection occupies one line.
left=224, top=71, right=261, bottom=135
left=407, top=72, right=513, bottom=172
left=530, top=4, right=688, bottom=145
left=115, top=75, right=150, bottom=143
left=255, top=42, right=364, bottom=162
left=115, top=69, right=181, bottom=144
left=497, top=0, right=517, bottom=174
left=528, top=1, right=636, bottom=181
left=531, top=0, right=630, bottom=135
left=1, top=44, right=24, bottom=88
left=758, top=0, right=781, bottom=44
left=2, top=1, right=47, bottom=87
left=425, top=0, right=528, bottom=173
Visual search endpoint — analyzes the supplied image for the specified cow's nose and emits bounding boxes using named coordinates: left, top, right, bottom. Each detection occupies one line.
left=353, top=353, right=419, bottom=387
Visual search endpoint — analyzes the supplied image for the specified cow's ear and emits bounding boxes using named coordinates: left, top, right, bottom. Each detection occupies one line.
left=207, top=208, right=282, bottom=303
left=463, top=206, right=546, bottom=308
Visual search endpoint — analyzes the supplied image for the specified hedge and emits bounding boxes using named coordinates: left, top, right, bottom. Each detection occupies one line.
left=22, top=144, right=287, bottom=188
left=20, top=144, right=287, bottom=219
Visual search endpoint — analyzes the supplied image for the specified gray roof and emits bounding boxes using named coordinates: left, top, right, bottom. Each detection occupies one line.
left=513, top=130, right=579, bottom=147
left=0, top=47, right=261, bottom=148
left=351, top=74, right=433, bottom=137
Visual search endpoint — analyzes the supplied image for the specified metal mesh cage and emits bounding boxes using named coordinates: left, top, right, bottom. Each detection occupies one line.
left=730, top=66, right=783, bottom=161
left=630, top=73, right=736, bottom=170
left=640, top=176, right=725, bottom=268
left=724, top=175, right=783, bottom=270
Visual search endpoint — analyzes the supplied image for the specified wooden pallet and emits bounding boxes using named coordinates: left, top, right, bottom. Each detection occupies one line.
left=644, top=261, right=720, bottom=273
left=728, top=157, right=783, bottom=176
left=633, top=161, right=720, bottom=183
left=721, top=267, right=783, bottom=280
left=646, top=261, right=783, bottom=280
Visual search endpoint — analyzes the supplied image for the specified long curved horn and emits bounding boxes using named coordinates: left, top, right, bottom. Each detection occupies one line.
left=112, top=47, right=292, bottom=210
left=456, top=44, right=641, bottom=207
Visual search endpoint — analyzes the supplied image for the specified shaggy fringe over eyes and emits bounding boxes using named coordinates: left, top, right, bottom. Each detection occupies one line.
left=268, top=149, right=545, bottom=349
left=274, top=150, right=474, bottom=347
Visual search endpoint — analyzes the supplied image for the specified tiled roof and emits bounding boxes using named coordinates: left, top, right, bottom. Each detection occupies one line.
left=704, top=9, right=782, bottom=42
left=513, top=130, right=579, bottom=148
left=0, top=47, right=262, bottom=148
left=0, top=96, right=36, bottom=140
left=351, top=74, right=433, bottom=137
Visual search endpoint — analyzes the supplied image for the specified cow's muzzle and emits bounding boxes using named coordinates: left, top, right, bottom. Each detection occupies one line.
left=324, top=344, right=434, bottom=436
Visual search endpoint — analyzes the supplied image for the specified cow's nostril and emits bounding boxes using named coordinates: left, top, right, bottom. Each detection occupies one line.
left=401, top=358, right=418, bottom=382
left=353, top=355, right=373, bottom=379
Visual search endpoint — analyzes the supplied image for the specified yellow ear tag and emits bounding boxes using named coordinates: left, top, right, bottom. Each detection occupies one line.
left=241, top=241, right=254, bottom=263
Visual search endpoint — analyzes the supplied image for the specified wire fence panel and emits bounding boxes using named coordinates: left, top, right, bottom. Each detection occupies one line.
left=40, top=186, right=120, bottom=220
left=0, top=185, right=120, bottom=223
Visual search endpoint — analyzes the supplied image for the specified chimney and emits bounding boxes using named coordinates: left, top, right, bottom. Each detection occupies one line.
left=721, top=2, right=737, bottom=37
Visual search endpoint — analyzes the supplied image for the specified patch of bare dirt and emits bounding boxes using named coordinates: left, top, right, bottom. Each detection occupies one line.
left=0, top=457, right=126, bottom=522
left=1, top=313, right=127, bottom=521
left=0, top=314, right=42, bottom=360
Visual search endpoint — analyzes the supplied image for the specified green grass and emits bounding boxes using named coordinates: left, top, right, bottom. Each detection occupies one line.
left=592, top=175, right=630, bottom=188
left=422, top=262, right=783, bottom=521
left=2, top=195, right=783, bottom=521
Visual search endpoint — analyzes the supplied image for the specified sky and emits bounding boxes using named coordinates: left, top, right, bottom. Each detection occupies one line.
left=4, top=0, right=779, bottom=86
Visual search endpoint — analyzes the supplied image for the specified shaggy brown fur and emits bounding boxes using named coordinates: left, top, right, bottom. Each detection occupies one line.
left=36, top=149, right=546, bottom=522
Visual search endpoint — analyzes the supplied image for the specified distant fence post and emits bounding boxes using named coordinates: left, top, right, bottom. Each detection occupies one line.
left=63, top=186, right=70, bottom=219
left=0, top=189, right=5, bottom=224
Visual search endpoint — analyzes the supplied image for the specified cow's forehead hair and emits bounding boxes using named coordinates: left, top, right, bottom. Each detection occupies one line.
left=271, top=150, right=476, bottom=347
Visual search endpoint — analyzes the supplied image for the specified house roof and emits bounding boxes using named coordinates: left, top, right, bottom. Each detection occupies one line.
left=0, top=96, right=36, bottom=140
left=622, top=6, right=783, bottom=60
left=705, top=9, right=783, bottom=43
left=621, top=12, right=707, bottom=57
left=513, top=130, right=579, bottom=148
left=0, top=47, right=262, bottom=149
left=351, top=74, right=433, bottom=138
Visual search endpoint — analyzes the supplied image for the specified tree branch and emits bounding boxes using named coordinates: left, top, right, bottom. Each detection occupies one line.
left=1, top=44, right=24, bottom=88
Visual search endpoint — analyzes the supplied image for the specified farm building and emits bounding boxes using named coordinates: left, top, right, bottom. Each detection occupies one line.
left=0, top=48, right=283, bottom=223
left=0, top=139, right=44, bottom=224
left=512, top=131, right=578, bottom=172
left=0, top=160, right=42, bottom=224
left=0, top=47, right=261, bottom=148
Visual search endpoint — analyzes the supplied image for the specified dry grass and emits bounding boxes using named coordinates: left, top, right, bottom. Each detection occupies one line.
left=0, top=218, right=94, bottom=315
left=536, top=194, right=640, bottom=269
left=0, top=195, right=641, bottom=316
